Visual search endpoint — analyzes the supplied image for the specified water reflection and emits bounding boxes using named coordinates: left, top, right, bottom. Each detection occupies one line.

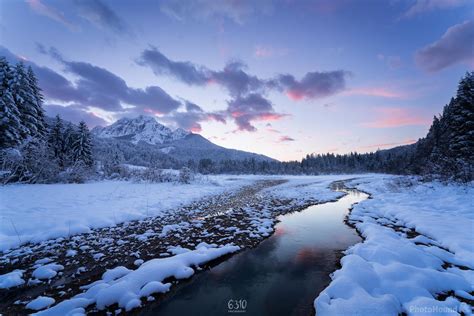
left=142, top=188, right=368, bottom=316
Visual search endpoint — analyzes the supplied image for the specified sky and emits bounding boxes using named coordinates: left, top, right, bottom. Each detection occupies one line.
left=0, top=0, right=473, bottom=161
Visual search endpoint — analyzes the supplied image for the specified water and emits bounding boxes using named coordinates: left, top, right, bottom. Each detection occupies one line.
left=142, top=188, right=368, bottom=316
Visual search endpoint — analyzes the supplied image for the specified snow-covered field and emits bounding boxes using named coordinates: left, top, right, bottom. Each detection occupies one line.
left=0, top=176, right=257, bottom=251
left=315, top=175, right=474, bottom=315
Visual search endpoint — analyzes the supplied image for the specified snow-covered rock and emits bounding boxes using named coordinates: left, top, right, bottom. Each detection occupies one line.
left=26, top=296, right=55, bottom=311
left=32, top=263, right=64, bottom=280
left=33, top=244, right=240, bottom=315
left=0, top=270, right=24, bottom=289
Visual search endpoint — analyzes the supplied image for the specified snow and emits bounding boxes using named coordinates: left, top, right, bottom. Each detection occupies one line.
left=33, top=244, right=239, bottom=315
left=0, top=269, right=24, bottom=288
left=26, top=296, right=55, bottom=311
left=93, top=115, right=189, bottom=145
left=315, top=175, right=474, bottom=315
left=0, top=176, right=254, bottom=251
left=263, top=175, right=359, bottom=205
left=32, top=263, right=64, bottom=280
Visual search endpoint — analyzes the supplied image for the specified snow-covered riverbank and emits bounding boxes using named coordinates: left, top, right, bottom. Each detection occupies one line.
left=315, top=176, right=474, bottom=315
left=0, top=176, right=256, bottom=251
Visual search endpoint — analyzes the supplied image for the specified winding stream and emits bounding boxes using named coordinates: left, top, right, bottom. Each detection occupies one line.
left=143, top=184, right=368, bottom=316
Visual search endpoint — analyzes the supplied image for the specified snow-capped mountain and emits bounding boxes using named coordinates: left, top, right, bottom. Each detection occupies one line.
left=92, top=115, right=189, bottom=145
left=92, top=115, right=275, bottom=162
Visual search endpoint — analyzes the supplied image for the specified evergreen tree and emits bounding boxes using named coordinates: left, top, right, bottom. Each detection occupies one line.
left=0, top=57, right=24, bottom=148
left=72, top=121, right=93, bottom=167
left=11, top=62, right=40, bottom=138
left=26, top=66, right=46, bottom=138
left=48, top=115, right=65, bottom=166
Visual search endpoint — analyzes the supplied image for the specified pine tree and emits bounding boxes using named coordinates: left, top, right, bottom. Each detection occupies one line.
left=11, top=62, right=40, bottom=138
left=59, top=123, right=76, bottom=168
left=72, top=121, right=93, bottom=167
left=450, top=72, right=474, bottom=162
left=0, top=58, right=24, bottom=148
left=26, top=66, right=46, bottom=138
left=48, top=115, right=65, bottom=166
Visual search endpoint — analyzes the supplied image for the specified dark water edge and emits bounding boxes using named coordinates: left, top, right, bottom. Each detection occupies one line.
left=139, top=187, right=368, bottom=316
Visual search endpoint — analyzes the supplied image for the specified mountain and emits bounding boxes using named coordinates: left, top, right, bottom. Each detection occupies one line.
left=92, top=115, right=189, bottom=145
left=92, top=115, right=276, bottom=163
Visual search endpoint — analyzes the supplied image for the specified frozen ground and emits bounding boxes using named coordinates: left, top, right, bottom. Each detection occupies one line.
left=315, top=175, right=474, bottom=315
left=0, top=176, right=257, bottom=251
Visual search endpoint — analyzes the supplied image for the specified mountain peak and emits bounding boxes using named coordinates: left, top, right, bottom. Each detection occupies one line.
left=93, top=115, right=190, bottom=145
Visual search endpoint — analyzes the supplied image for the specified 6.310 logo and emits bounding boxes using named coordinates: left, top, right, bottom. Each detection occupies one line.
left=227, top=299, right=247, bottom=313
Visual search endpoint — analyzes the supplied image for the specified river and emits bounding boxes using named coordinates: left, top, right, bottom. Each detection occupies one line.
left=142, top=184, right=368, bottom=316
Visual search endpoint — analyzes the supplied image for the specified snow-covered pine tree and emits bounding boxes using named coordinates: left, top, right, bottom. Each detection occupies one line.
left=72, top=121, right=93, bottom=167
left=450, top=72, right=474, bottom=162
left=11, top=62, right=40, bottom=139
left=62, top=123, right=75, bottom=167
left=0, top=57, right=24, bottom=148
left=48, top=115, right=65, bottom=166
left=26, top=66, right=46, bottom=138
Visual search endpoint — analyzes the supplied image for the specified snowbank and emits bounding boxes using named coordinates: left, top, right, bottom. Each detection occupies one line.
left=0, top=176, right=254, bottom=251
left=315, top=176, right=474, bottom=315
left=33, top=244, right=239, bottom=314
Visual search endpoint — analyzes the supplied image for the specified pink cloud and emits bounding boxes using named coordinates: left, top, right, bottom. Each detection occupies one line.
left=255, top=46, right=273, bottom=58
left=345, top=87, right=406, bottom=98
left=360, top=139, right=417, bottom=150
left=361, top=107, right=430, bottom=128
left=27, top=0, right=77, bottom=31
left=266, top=127, right=281, bottom=134
left=286, top=90, right=305, bottom=101
left=279, top=135, right=295, bottom=142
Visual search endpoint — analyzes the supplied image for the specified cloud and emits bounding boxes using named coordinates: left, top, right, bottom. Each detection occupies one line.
left=160, top=0, right=273, bottom=24
left=74, top=0, right=133, bottom=36
left=38, top=45, right=181, bottom=114
left=137, top=46, right=348, bottom=132
left=415, top=20, right=474, bottom=72
left=26, top=0, right=77, bottom=31
left=44, top=104, right=108, bottom=127
left=138, top=48, right=349, bottom=100
left=360, top=139, right=417, bottom=150
left=402, top=0, right=467, bottom=18
left=255, top=45, right=273, bottom=58
left=277, top=71, right=349, bottom=100
left=279, top=135, right=295, bottom=142
left=138, top=47, right=264, bottom=96
left=163, top=101, right=226, bottom=132
left=211, top=61, right=265, bottom=96
left=137, top=46, right=209, bottom=85
left=361, top=107, right=429, bottom=128
left=227, top=94, right=287, bottom=131
left=345, top=87, right=406, bottom=98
